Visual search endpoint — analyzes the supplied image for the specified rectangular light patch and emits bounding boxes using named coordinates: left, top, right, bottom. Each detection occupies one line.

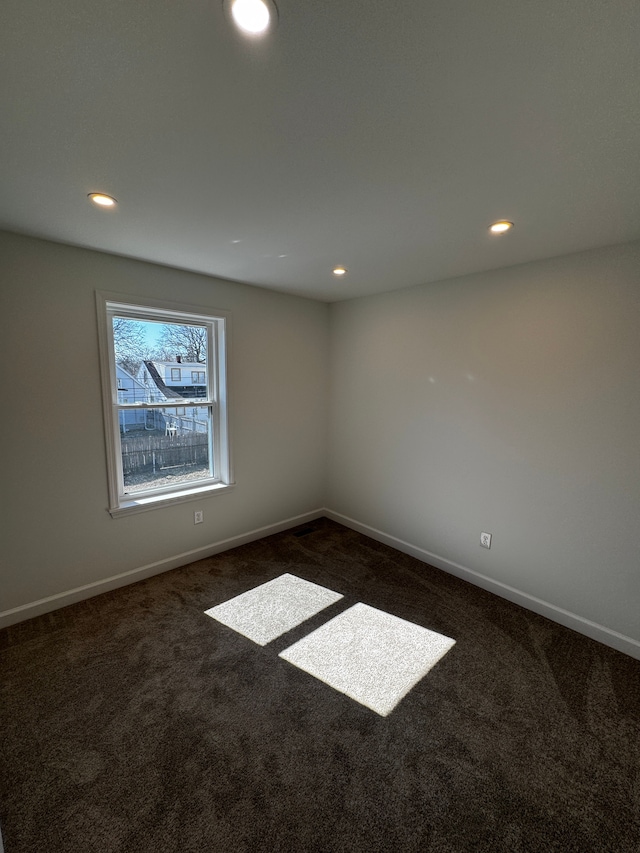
left=279, top=603, right=455, bottom=716
left=204, top=573, right=343, bottom=646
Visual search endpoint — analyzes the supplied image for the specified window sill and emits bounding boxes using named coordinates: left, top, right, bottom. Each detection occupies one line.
left=108, top=481, right=235, bottom=518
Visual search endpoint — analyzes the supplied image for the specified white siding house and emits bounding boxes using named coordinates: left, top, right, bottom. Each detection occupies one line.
left=116, top=366, right=147, bottom=432
left=137, top=360, right=207, bottom=395
left=135, top=360, right=208, bottom=434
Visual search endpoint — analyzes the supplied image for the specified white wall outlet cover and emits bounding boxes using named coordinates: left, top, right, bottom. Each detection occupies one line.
left=480, top=532, right=492, bottom=549
left=194, top=510, right=204, bottom=524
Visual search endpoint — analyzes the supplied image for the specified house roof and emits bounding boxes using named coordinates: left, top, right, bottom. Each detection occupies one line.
left=1, top=1, right=639, bottom=301
left=143, top=362, right=185, bottom=401
left=116, top=365, right=145, bottom=387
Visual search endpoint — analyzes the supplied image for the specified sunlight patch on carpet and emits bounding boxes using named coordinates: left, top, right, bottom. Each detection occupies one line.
left=204, top=574, right=343, bottom=646
left=279, top=603, right=455, bottom=716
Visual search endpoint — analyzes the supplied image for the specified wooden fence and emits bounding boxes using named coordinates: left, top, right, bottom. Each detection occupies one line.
left=121, top=431, right=209, bottom=476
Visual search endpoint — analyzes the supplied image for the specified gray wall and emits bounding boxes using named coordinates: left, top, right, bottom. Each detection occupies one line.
left=0, top=231, right=328, bottom=615
left=2, top=231, right=639, bottom=655
left=328, top=241, right=640, bottom=648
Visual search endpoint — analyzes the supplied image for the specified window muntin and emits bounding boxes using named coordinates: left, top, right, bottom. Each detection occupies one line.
left=97, top=294, right=231, bottom=514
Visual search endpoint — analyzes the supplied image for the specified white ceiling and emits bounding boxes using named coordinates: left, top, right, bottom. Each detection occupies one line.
left=2, top=0, right=639, bottom=302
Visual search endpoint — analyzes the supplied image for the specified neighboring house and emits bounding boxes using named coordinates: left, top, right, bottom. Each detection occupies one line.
left=138, top=359, right=207, bottom=399
left=116, top=365, right=147, bottom=432
left=135, top=360, right=208, bottom=433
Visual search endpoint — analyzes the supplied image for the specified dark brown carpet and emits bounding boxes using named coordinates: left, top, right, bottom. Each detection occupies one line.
left=1, top=518, right=639, bottom=852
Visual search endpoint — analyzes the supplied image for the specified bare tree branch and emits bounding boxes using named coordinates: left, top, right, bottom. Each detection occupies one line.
left=113, top=318, right=148, bottom=375
left=157, top=324, right=207, bottom=363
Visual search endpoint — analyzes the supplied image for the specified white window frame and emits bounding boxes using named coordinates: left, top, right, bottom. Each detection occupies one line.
left=96, top=292, right=233, bottom=517
left=171, top=368, right=181, bottom=382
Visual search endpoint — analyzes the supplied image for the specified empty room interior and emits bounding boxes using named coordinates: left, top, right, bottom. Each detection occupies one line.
left=1, top=1, right=640, bottom=851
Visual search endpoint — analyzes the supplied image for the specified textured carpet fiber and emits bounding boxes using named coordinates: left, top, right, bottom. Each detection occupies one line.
left=204, top=573, right=343, bottom=646
left=279, top=601, right=456, bottom=716
left=1, top=518, right=639, bottom=852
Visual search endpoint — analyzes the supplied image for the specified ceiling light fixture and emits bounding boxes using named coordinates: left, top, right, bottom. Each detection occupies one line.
left=332, top=266, right=347, bottom=277
left=88, top=193, right=117, bottom=208
left=227, top=0, right=277, bottom=35
left=489, top=220, right=514, bottom=234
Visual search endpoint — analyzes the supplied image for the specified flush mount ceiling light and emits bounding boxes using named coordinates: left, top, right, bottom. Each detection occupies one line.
left=332, top=266, right=347, bottom=277
left=226, top=0, right=278, bottom=35
left=88, top=193, right=117, bottom=208
left=489, top=220, right=514, bottom=234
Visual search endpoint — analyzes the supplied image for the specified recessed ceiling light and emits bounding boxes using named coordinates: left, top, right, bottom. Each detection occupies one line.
left=227, top=0, right=277, bottom=35
left=88, top=193, right=117, bottom=208
left=489, top=220, right=514, bottom=234
left=332, top=266, right=347, bottom=277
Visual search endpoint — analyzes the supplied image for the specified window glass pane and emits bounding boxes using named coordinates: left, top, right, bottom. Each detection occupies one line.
left=119, top=407, right=212, bottom=494
left=112, top=317, right=208, bottom=403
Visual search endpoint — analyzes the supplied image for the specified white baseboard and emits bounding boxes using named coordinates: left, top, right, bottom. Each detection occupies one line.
left=0, top=509, right=325, bottom=630
left=325, top=509, right=640, bottom=662
left=5, top=507, right=639, bottom=662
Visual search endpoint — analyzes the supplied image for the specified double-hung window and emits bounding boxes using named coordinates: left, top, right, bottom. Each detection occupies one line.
left=97, top=293, right=232, bottom=516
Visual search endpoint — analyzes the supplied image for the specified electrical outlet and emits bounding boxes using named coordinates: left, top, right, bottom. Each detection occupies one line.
left=194, top=510, right=203, bottom=525
left=480, top=532, right=492, bottom=549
